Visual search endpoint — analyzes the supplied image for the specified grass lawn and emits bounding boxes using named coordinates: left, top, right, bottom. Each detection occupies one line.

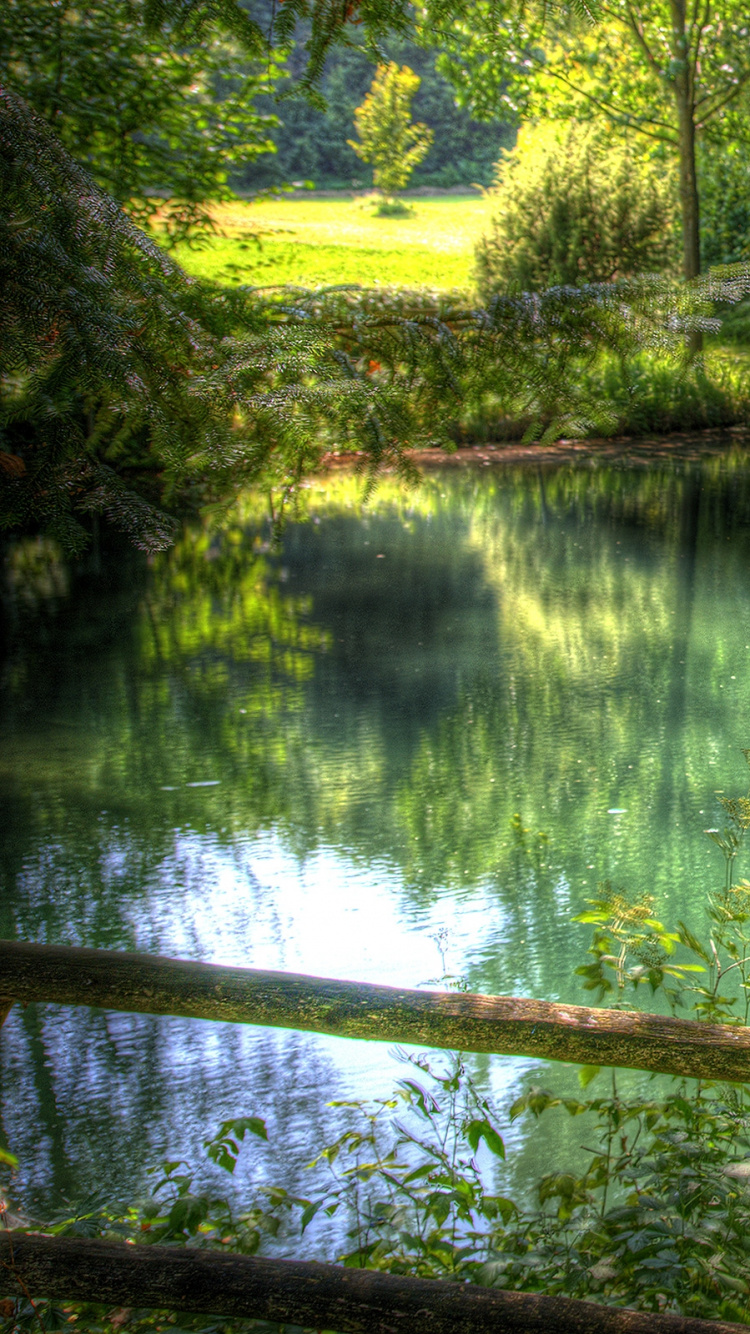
left=170, top=193, right=750, bottom=440
left=174, top=195, right=494, bottom=293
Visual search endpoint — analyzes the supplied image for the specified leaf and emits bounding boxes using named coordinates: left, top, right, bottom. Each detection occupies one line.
left=402, top=1163, right=435, bottom=1185
left=300, top=1199, right=325, bottom=1233
left=465, top=1118, right=505, bottom=1158
left=0, top=1148, right=18, bottom=1168
left=483, top=1195, right=518, bottom=1224
left=398, top=1079, right=440, bottom=1115
left=510, top=1087, right=558, bottom=1120
left=677, top=921, right=711, bottom=962
left=204, top=1116, right=268, bottom=1173
left=578, top=1065, right=601, bottom=1089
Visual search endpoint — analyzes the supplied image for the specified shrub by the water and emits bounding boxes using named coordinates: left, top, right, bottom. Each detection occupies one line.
left=475, top=123, right=678, bottom=299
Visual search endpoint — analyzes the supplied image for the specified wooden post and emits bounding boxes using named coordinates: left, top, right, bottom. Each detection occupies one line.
left=0, top=1233, right=747, bottom=1334
left=3, top=939, right=750, bottom=1082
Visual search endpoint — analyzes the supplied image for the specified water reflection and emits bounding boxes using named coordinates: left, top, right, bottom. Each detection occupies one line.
left=4, top=452, right=750, bottom=1221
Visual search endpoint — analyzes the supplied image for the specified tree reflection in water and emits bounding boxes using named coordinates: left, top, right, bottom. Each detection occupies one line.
left=3, top=451, right=750, bottom=1219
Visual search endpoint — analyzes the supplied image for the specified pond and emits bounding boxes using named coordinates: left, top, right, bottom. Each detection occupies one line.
left=3, top=448, right=750, bottom=1234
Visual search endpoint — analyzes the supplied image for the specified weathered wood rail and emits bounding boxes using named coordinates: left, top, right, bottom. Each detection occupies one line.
left=3, top=937, right=750, bottom=1081
left=1, top=1232, right=748, bottom=1334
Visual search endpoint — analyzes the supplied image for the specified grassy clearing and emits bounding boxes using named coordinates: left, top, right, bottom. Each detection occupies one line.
left=174, top=195, right=493, bottom=293
left=172, top=193, right=750, bottom=441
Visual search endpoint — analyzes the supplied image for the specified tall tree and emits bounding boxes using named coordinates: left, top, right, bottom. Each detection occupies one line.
left=422, top=0, right=750, bottom=281
left=348, top=62, right=434, bottom=201
left=0, top=0, right=281, bottom=243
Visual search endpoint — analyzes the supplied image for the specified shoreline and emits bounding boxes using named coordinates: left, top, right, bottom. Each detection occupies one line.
left=319, top=425, right=750, bottom=473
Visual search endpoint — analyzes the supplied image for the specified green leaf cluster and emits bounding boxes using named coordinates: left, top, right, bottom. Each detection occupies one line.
left=348, top=62, right=434, bottom=199
left=475, top=122, right=678, bottom=298
left=0, top=0, right=281, bottom=245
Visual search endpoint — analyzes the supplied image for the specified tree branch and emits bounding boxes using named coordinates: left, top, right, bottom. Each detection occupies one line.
left=546, top=68, right=678, bottom=142
left=622, top=0, right=664, bottom=80
left=695, top=69, right=750, bottom=123
left=688, top=0, right=711, bottom=105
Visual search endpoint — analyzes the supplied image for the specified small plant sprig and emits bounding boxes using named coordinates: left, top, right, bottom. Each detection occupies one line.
left=572, top=884, right=701, bottom=1011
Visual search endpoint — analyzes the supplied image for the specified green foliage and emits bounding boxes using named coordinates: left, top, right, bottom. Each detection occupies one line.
left=12, top=762, right=750, bottom=1325
left=8, top=83, right=742, bottom=554
left=0, top=86, right=202, bottom=552
left=0, top=0, right=281, bottom=245
left=348, top=63, right=434, bottom=200
left=475, top=123, right=677, bottom=298
left=204, top=1118, right=268, bottom=1175
left=421, top=0, right=750, bottom=276
left=5, top=54, right=750, bottom=556
left=244, top=40, right=511, bottom=191
left=699, top=140, right=750, bottom=270
left=571, top=349, right=750, bottom=438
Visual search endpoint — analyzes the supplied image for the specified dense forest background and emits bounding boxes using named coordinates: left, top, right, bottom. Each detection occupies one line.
left=238, top=38, right=514, bottom=191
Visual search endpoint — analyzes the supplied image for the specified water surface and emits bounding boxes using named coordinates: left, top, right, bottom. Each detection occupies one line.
left=3, top=453, right=750, bottom=1226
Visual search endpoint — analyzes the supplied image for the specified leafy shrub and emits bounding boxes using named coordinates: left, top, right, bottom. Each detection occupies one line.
left=700, top=139, right=750, bottom=270
left=475, top=123, right=678, bottom=299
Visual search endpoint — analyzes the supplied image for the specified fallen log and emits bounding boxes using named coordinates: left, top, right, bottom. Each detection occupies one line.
left=2, top=938, right=750, bottom=1082
left=0, top=1232, right=746, bottom=1334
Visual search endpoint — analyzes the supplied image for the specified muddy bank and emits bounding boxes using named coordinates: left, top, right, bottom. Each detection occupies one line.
left=320, top=425, right=750, bottom=474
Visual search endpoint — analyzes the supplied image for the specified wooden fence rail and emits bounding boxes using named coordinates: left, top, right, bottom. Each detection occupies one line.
left=1, top=1232, right=748, bottom=1334
left=3, top=938, right=750, bottom=1081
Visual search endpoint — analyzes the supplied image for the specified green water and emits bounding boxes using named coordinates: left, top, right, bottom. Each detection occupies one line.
left=3, top=452, right=750, bottom=1224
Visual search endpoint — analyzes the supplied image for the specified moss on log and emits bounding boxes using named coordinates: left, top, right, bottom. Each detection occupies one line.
left=3, top=938, right=750, bottom=1081
left=0, top=1233, right=747, bottom=1334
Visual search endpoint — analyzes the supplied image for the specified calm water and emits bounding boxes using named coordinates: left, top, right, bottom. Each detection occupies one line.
left=4, top=452, right=750, bottom=1228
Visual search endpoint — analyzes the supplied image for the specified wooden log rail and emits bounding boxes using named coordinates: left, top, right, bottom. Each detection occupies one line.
left=0, top=1232, right=747, bottom=1334
left=3, top=938, right=750, bottom=1081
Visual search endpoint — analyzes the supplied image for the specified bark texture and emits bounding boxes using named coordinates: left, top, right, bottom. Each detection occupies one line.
left=4, top=939, right=750, bottom=1080
left=0, top=1233, right=747, bottom=1334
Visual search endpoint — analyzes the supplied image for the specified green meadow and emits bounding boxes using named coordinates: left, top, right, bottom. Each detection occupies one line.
left=175, top=194, right=494, bottom=293
left=173, top=192, right=750, bottom=440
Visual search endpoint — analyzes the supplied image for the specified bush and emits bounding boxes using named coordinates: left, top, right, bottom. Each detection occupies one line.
left=699, top=140, right=750, bottom=269
left=475, top=122, right=678, bottom=298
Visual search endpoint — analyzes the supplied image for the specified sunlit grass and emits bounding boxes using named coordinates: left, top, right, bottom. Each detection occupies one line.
left=174, top=195, right=494, bottom=293
left=169, top=195, right=750, bottom=439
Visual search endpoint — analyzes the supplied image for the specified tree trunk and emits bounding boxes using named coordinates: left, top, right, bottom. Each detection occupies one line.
left=670, top=0, right=702, bottom=349
left=5, top=939, right=750, bottom=1082
left=675, top=89, right=700, bottom=283
left=1, top=1233, right=748, bottom=1334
